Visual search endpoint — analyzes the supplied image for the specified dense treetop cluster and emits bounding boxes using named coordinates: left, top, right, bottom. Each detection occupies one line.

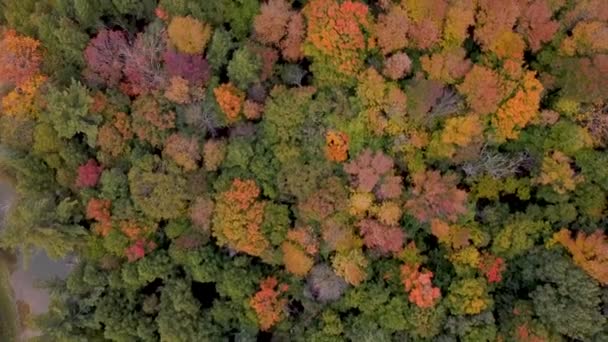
left=0, top=0, right=607, bottom=341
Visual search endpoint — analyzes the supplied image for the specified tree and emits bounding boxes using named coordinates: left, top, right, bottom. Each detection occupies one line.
left=76, top=159, right=103, bottom=188
left=249, top=277, right=288, bottom=331
left=306, top=264, right=348, bottom=303
left=0, top=29, right=42, bottom=86
left=537, top=151, right=583, bottom=194
left=332, top=249, right=368, bottom=286
left=325, top=130, right=349, bottom=162
left=493, top=71, right=543, bottom=140
left=553, top=229, right=608, bottom=285
left=474, top=0, right=520, bottom=52
left=374, top=5, right=409, bottom=55
left=343, top=149, right=402, bottom=198
left=131, top=95, right=175, bottom=147
left=163, top=50, right=211, bottom=87
left=404, top=170, right=468, bottom=223
left=167, top=16, right=212, bottom=54
left=253, top=0, right=293, bottom=45
left=383, top=52, right=412, bottom=80
left=121, top=23, right=167, bottom=96
left=420, top=48, right=471, bottom=84
left=516, top=0, right=559, bottom=52
left=303, top=0, right=372, bottom=84
left=163, top=133, right=201, bottom=171
left=446, top=278, right=493, bottom=315
left=401, top=263, right=441, bottom=308
left=227, top=47, right=261, bottom=89
left=203, top=139, right=227, bottom=171
left=458, top=65, right=503, bottom=115
left=43, top=80, right=100, bottom=148
left=281, top=226, right=318, bottom=276
left=212, top=179, right=270, bottom=258
left=213, top=83, right=245, bottom=122
left=1, top=74, right=47, bottom=120
left=83, top=30, right=128, bottom=87
left=358, top=219, right=404, bottom=254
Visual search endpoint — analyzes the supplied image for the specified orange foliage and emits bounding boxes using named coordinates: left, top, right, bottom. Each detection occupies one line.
left=243, top=100, right=264, bottom=120
left=374, top=5, right=409, bottom=54
left=164, top=76, right=191, bottom=104
left=304, top=0, right=371, bottom=76
left=214, top=83, right=245, bottom=122
left=441, top=115, right=483, bottom=147
left=325, top=130, right=349, bottom=162
left=87, top=198, right=112, bottom=237
left=493, top=71, right=543, bottom=140
left=250, top=277, right=289, bottom=331
left=405, top=170, right=468, bottom=223
left=400, top=263, right=441, bottom=308
left=554, top=229, right=608, bottom=285
left=212, top=179, right=270, bottom=257
left=0, top=29, right=43, bottom=86
left=120, top=220, right=151, bottom=241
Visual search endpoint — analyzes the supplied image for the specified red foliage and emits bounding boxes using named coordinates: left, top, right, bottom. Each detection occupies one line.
left=281, top=13, right=305, bottom=62
left=375, top=5, right=409, bottom=55
left=254, top=0, right=293, bottom=45
left=458, top=65, right=503, bottom=115
left=383, top=52, right=412, bottom=80
left=125, top=239, right=157, bottom=262
left=250, top=277, right=289, bottom=331
left=478, top=254, right=506, bottom=283
left=84, top=30, right=128, bottom=87
left=343, top=149, right=402, bottom=198
left=76, top=159, right=103, bottom=188
left=400, top=263, right=441, bottom=308
left=163, top=49, right=211, bottom=87
left=517, top=0, right=559, bottom=52
left=358, top=219, right=404, bottom=254
left=0, top=29, right=43, bottom=86
left=121, top=31, right=166, bottom=96
left=404, top=170, right=468, bottom=223
left=475, top=0, right=521, bottom=50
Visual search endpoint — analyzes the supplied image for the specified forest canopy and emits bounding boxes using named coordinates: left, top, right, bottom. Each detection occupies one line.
left=0, top=0, right=607, bottom=341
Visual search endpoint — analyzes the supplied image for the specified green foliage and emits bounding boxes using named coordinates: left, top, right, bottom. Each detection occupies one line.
left=2, top=2, right=607, bottom=341
left=227, top=47, right=262, bottom=89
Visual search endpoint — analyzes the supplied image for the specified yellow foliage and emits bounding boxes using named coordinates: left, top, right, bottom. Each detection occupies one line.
left=1, top=74, right=47, bottom=119
left=441, top=115, right=483, bottom=147
left=537, top=151, right=583, bottom=194
left=332, top=249, right=368, bottom=286
left=281, top=241, right=314, bottom=276
left=168, top=16, right=212, bottom=54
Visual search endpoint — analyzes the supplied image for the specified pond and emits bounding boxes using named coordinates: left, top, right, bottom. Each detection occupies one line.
left=0, top=181, right=72, bottom=340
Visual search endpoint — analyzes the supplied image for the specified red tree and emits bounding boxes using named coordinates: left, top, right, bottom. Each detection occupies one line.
left=358, top=219, right=404, bottom=254
left=163, top=50, right=210, bottom=87
left=404, top=170, right=468, bottom=223
left=83, top=30, right=128, bottom=87
left=0, top=29, right=43, bottom=86
left=76, top=159, right=103, bottom=188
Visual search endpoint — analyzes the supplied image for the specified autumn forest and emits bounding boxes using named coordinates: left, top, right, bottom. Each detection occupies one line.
left=0, top=0, right=607, bottom=341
